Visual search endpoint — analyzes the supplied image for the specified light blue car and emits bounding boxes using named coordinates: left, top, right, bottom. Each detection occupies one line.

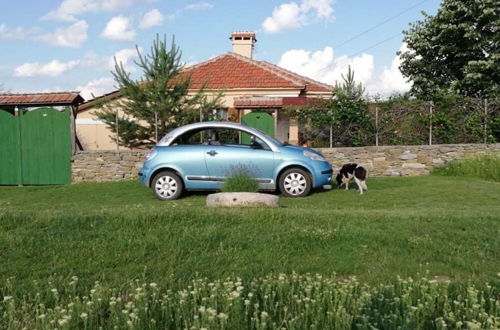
left=139, top=122, right=333, bottom=200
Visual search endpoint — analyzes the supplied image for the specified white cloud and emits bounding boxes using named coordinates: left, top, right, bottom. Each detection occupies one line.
left=185, top=2, right=213, bottom=10
left=140, top=9, right=164, bottom=29
left=109, top=47, right=142, bottom=71
left=0, top=24, right=27, bottom=40
left=278, top=44, right=413, bottom=96
left=101, top=16, right=136, bottom=41
left=262, top=3, right=303, bottom=34
left=77, top=77, right=116, bottom=100
left=278, top=46, right=374, bottom=86
left=43, top=0, right=153, bottom=21
left=262, top=0, right=333, bottom=34
left=39, top=20, right=88, bottom=47
left=370, top=43, right=412, bottom=95
left=14, top=60, right=80, bottom=77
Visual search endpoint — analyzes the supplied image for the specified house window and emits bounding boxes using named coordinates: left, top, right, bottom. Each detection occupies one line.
left=212, top=108, right=228, bottom=120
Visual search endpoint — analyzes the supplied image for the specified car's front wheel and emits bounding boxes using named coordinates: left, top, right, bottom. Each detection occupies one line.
left=151, top=171, right=183, bottom=200
left=279, top=168, right=312, bottom=197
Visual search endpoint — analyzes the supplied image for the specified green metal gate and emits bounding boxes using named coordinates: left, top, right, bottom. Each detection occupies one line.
left=0, top=107, right=72, bottom=185
left=241, top=111, right=275, bottom=144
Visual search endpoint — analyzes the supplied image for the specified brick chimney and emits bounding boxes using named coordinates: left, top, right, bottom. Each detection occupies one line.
left=230, top=31, right=256, bottom=59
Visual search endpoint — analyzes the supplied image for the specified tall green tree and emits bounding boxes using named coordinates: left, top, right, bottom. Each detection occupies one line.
left=290, top=66, right=372, bottom=147
left=399, top=0, right=499, bottom=98
left=96, top=35, right=223, bottom=148
left=328, top=66, right=373, bottom=146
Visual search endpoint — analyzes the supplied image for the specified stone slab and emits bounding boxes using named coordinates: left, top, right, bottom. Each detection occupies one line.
left=206, top=192, right=279, bottom=207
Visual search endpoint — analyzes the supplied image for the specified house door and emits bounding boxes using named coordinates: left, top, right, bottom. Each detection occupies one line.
left=241, top=111, right=275, bottom=144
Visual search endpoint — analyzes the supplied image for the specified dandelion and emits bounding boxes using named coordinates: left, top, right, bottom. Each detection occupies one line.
left=3, top=296, right=12, bottom=302
left=261, top=311, right=269, bottom=319
left=149, top=282, right=157, bottom=288
left=51, top=288, right=58, bottom=294
left=244, top=299, right=250, bottom=306
left=198, top=306, right=206, bottom=313
left=80, top=312, right=88, bottom=320
left=37, top=314, right=46, bottom=320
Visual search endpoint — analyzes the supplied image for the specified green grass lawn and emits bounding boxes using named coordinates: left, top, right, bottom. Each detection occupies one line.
left=0, top=175, right=499, bottom=293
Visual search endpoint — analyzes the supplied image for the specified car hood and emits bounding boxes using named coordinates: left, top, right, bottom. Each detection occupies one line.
left=281, top=144, right=325, bottom=157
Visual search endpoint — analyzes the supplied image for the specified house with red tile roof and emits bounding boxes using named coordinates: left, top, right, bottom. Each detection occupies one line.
left=77, top=32, right=333, bottom=150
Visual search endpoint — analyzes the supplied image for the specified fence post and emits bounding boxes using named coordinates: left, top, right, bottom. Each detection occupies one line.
left=429, top=101, right=433, bottom=145
left=329, top=124, right=333, bottom=148
left=484, top=99, right=488, bottom=144
left=115, top=110, right=119, bottom=151
left=154, top=111, right=158, bottom=143
left=375, top=106, right=379, bottom=147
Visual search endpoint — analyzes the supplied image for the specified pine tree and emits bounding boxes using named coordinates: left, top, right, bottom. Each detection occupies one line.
left=95, top=35, right=223, bottom=148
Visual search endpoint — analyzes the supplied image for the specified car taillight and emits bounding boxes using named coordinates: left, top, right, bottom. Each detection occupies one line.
left=145, top=149, right=157, bottom=161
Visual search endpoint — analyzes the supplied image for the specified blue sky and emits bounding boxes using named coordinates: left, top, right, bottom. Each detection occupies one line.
left=0, top=0, right=441, bottom=99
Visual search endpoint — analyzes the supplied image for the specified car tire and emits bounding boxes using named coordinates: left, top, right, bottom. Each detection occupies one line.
left=279, top=168, right=312, bottom=198
left=151, top=171, right=183, bottom=200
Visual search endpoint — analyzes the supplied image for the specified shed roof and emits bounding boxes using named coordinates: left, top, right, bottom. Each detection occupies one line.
left=0, top=92, right=83, bottom=107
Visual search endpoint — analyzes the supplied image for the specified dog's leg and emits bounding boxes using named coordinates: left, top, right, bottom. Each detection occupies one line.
left=362, top=181, right=368, bottom=191
left=344, top=179, right=349, bottom=190
left=354, top=177, right=363, bottom=194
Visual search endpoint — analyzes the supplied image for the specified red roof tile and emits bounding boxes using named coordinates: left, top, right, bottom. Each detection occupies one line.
left=234, top=96, right=326, bottom=108
left=180, top=53, right=332, bottom=93
left=0, top=92, right=83, bottom=106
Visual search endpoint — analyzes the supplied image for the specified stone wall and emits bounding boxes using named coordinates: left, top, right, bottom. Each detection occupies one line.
left=72, top=144, right=500, bottom=182
left=317, top=143, right=500, bottom=176
left=72, top=151, right=146, bottom=182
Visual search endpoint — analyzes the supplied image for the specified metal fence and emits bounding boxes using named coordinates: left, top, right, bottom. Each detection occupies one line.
left=300, top=98, right=500, bottom=148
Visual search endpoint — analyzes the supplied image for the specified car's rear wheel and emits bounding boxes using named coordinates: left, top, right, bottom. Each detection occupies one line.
left=151, top=171, right=183, bottom=200
left=279, top=168, right=312, bottom=197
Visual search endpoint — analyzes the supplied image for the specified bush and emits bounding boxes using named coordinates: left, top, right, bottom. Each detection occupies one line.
left=221, top=169, right=259, bottom=193
left=433, top=155, right=500, bottom=182
left=1, top=274, right=499, bottom=329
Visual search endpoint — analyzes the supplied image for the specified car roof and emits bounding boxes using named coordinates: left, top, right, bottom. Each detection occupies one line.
left=156, top=121, right=281, bottom=152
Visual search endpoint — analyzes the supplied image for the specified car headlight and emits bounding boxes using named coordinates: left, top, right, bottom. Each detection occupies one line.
left=145, top=149, right=158, bottom=161
left=303, top=150, right=326, bottom=161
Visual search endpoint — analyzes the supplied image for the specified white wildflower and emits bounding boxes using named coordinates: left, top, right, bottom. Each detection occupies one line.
left=80, top=312, right=88, bottom=320
left=218, top=313, right=228, bottom=320
left=57, top=319, right=68, bottom=326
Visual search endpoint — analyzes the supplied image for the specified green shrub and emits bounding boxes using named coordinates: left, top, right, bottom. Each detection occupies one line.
left=221, top=170, right=259, bottom=193
left=1, top=274, right=499, bottom=329
left=433, top=155, right=500, bottom=182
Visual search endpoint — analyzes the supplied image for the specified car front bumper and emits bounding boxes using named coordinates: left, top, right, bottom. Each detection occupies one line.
left=311, top=161, right=333, bottom=188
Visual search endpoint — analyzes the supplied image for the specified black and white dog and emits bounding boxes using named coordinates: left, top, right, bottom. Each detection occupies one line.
left=336, top=163, right=368, bottom=194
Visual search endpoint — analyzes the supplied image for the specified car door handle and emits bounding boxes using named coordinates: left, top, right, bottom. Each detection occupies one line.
left=207, top=150, right=218, bottom=156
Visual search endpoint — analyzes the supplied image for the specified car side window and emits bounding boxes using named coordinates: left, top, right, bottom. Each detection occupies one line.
left=171, top=127, right=271, bottom=150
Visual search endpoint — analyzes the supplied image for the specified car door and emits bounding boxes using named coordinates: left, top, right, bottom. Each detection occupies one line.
left=204, top=129, right=276, bottom=187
